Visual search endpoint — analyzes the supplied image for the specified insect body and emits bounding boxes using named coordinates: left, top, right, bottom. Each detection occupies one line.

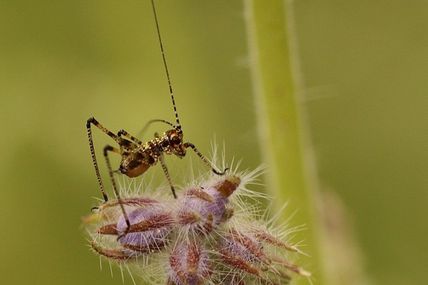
left=86, top=0, right=227, bottom=231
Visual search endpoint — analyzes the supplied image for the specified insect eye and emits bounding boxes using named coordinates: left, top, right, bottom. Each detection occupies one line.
left=171, top=136, right=181, bottom=145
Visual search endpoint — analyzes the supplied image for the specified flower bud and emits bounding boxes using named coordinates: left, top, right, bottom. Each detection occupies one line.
left=168, top=241, right=211, bottom=285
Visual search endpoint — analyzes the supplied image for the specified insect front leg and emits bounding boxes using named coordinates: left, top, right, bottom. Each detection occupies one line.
left=159, top=154, right=177, bottom=199
left=183, top=142, right=228, bottom=175
left=155, top=131, right=177, bottom=199
left=103, top=145, right=131, bottom=231
left=86, top=117, right=121, bottom=202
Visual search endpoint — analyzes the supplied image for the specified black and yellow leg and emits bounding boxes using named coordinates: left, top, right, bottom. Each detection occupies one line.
left=183, top=142, right=228, bottom=175
left=86, top=117, right=121, bottom=201
left=117, top=129, right=143, bottom=145
left=159, top=154, right=177, bottom=199
left=103, top=145, right=131, bottom=231
left=154, top=131, right=177, bottom=199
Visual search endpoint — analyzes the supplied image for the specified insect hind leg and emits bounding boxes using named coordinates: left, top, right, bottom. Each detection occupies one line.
left=118, top=129, right=143, bottom=145
left=86, top=117, right=121, bottom=202
left=103, top=145, right=132, bottom=232
left=86, top=117, right=134, bottom=236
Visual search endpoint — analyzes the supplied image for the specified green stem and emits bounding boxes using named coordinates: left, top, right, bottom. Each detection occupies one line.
left=245, top=0, right=327, bottom=284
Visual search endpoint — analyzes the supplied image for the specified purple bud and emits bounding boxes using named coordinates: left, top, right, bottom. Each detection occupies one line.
left=116, top=204, right=173, bottom=252
left=218, top=229, right=265, bottom=276
left=177, top=176, right=241, bottom=233
left=168, top=241, right=211, bottom=285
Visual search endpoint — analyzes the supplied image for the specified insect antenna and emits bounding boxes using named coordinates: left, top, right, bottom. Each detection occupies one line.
left=150, top=0, right=181, bottom=131
left=150, top=0, right=229, bottom=177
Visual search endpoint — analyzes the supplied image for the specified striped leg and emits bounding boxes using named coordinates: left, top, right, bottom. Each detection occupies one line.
left=154, top=132, right=177, bottom=198
left=103, top=145, right=131, bottom=230
left=159, top=154, right=177, bottom=199
left=118, top=129, right=143, bottom=145
left=86, top=117, right=131, bottom=233
left=86, top=117, right=121, bottom=201
left=183, top=142, right=228, bottom=175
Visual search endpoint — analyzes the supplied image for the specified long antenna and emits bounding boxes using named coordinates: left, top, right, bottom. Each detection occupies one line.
left=150, top=0, right=181, bottom=130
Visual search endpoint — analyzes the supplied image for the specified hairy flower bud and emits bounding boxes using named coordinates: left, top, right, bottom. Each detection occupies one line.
left=83, top=166, right=310, bottom=284
left=177, top=176, right=240, bottom=233
left=168, top=241, right=211, bottom=285
left=116, top=205, right=174, bottom=252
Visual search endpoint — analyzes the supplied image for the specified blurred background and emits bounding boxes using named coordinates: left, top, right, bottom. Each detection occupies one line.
left=0, top=0, right=426, bottom=285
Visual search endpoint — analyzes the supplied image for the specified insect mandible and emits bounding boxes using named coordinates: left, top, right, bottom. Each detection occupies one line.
left=86, top=0, right=228, bottom=232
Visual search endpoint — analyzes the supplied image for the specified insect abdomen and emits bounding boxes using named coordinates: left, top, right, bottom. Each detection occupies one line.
left=124, top=162, right=151, bottom=178
left=120, top=152, right=155, bottom=178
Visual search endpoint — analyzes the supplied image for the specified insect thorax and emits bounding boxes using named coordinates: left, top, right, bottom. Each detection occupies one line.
left=119, top=128, right=186, bottom=178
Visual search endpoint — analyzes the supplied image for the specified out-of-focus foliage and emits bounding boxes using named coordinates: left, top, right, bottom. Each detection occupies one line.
left=293, top=1, right=428, bottom=284
left=0, top=1, right=426, bottom=285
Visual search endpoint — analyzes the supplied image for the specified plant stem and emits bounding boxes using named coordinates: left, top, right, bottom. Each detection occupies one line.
left=245, top=0, right=327, bottom=283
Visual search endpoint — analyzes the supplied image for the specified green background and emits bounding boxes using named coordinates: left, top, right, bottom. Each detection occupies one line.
left=0, top=0, right=426, bottom=284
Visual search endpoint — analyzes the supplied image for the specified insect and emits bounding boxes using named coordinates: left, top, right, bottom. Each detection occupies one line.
left=86, top=0, right=227, bottom=231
